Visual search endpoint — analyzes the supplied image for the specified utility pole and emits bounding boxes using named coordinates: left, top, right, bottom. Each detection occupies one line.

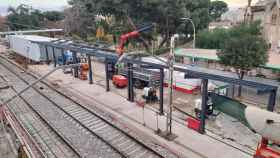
left=165, top=34, right=179, bottom=140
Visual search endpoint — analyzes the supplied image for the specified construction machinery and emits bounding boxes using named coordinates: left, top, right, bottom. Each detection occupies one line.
left=112, top=75, right=128, bottom=88
left=113, top=24, right=156, bottom=88
left=58, top=50, right=73, bottom=73
left=116, top=24, right=154, bottom=56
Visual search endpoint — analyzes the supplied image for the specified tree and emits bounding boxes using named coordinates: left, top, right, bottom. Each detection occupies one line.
left=197, top=20, right=263, bottom=49
left=6, top=4, right=65, bottom=31
left=67, top=0, right=210, bottom=47
left=63, top=4, right=96, bottom=39
left=43, top=11, right=64, bottom=21
left=209, top=0, right=228, bottom=21
left=217, top=22, right=268, bottom=96
left=196, top=28, right=229, bottom=49
left=7, top=4, right=44, bottom=30
left=185, top=0, right=210, bottom=31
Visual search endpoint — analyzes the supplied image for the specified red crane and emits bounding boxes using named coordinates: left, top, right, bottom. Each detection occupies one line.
left=116, top=24, right=154, bottom=56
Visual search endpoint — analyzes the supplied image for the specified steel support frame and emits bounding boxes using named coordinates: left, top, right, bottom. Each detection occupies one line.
left=159, top=68, right=164, bottom=115
left=72, top=51, right=79, bottom=78
left=87, top=55, right=93, bottom=84
left=127, top=63, right=134, bottom=102
left=35, top=42, right=275, bottom=89
left=61, top=49, right=65, bottom=65
left=38, top=42, right=278, bottom=111
left=45, top=46, right=50, bottom=65
left=52, top=47, right=57, bottom=67
left=199, top=79, right=208, bottom=134
left=126, top=59, right=278, bottom=91
left=105, top=59, right=110, bottom=92
left=268, top=89, right=277, bottom=112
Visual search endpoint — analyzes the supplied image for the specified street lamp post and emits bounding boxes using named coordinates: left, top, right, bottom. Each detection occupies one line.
left=181, top=18, right=196, bottom=49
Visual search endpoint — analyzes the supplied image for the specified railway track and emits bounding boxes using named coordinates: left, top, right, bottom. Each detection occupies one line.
left=0, top=56, right=170, bottom=158
left=0, top=80, right=81, bottom=158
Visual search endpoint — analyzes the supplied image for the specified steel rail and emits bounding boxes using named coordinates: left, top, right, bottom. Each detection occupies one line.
left=0, top=59, right=83, bottom=158
left=0, top=55, right=165, bottom=158
left=0, top=57, right=129, bottom=157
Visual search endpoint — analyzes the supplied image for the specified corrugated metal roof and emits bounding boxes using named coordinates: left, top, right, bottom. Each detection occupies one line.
left=9, top=35, right=56, bottom=42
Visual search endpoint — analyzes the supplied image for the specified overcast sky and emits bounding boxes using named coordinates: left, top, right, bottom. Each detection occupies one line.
left=222, top=0, right=258, bottom=7
left=0, top=0, right=69, bottom=7
left=0, top=0, right=258, bottom=15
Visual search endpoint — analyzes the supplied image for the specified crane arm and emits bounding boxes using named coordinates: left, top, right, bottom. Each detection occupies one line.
left=116, top=24, right=154, bottom=56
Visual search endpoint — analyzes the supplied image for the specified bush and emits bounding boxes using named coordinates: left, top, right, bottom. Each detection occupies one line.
left=196, top=20, right=262, bottom=50
left=196, top=28, right=229, bottom=49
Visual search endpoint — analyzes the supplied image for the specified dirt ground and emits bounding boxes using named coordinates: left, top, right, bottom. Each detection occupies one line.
left=28, top=59, right=261, bottom=151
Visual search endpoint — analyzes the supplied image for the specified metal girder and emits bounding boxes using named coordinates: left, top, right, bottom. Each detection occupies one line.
left=126, top=58, right=278, bottom=91
left=34, top=41, right=118, bottom=61
left=33, top=40, right=278, bottom=92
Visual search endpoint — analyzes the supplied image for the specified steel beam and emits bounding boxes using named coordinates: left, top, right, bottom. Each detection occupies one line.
left=268, top=89, right=277, bottom=112
left=72, top=51, right=79, bottom=78
left=105, top=60, right=110, bottom=92
left=127, top=63, right=134, bottom=102
left=36, top=41, right=278, bottom=92
left=61, top=49, right=65, bottom=65
left=88, top=55, right=93, bottom=84
left=125, top=59, right=278, bottom=91
left=199, top=79, right=208, bottom=134
left=52, top=47, right=56, bottom=67
left=159, top=68, right=164, bottom=115
left=45, top=46, right=50, bottom=65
